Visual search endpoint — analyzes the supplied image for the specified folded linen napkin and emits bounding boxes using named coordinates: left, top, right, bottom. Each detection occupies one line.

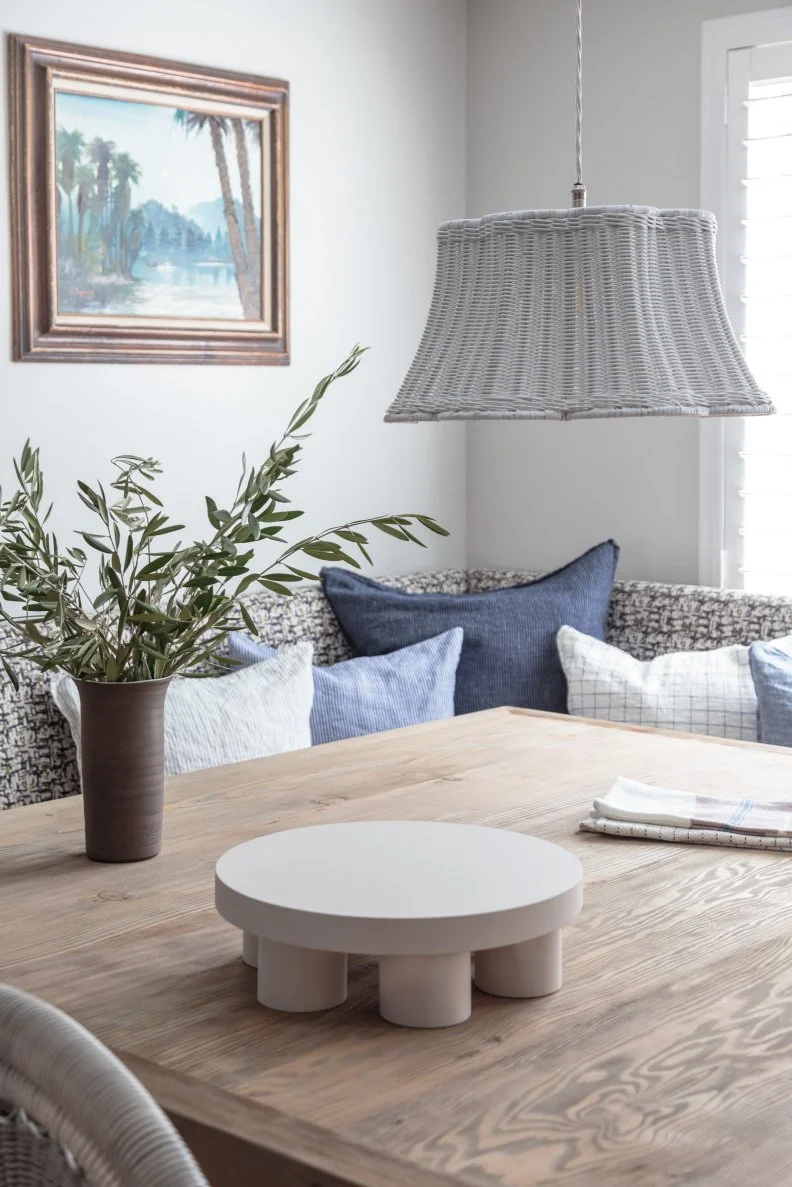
left=580, top=776, right=792, bottom=851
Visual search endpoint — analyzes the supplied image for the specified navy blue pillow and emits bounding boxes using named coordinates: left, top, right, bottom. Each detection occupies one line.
left=322, top=540, right=619, bottom=715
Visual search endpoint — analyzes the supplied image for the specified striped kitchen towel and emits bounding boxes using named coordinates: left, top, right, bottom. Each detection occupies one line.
left=580, top=776, right=792, bottom=850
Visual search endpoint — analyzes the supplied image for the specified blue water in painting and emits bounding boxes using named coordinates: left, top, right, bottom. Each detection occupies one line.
left=58, top=259, right=244, bottom=320
left=127, top=260, right=242, bottom=318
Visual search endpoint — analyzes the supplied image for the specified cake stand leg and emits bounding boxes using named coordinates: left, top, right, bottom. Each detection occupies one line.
left=378, top=953, right=471, bottom=1028
left=474, top=929, right=562, bottom=998
left=242, top=931, right=258, bottom=968
left=257, top=938, right=347, bottom=1012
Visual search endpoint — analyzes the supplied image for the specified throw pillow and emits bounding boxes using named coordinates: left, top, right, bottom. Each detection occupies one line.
left=557, top=626, right=758, bottom=740
left=227, top=628, right=463, bottom=744
left=749, top=639, right=792, bottom=746
left=321, top=541, right=619, bottom=715
left=51, top=643, right=314, bottom=776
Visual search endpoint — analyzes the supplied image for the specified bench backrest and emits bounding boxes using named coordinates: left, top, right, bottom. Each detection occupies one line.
left=3, top=568, right=792, bottom=809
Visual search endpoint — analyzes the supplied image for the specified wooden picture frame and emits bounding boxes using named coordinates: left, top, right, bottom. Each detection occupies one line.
left=8, top=34, right=289, bottom=364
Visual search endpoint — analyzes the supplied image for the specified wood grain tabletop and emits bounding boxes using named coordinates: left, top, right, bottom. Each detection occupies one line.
left=3, top=707, right=792, bottom=1187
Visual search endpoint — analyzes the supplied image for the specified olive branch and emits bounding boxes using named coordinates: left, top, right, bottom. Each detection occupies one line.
left=0, top=346, right=448, bottom=685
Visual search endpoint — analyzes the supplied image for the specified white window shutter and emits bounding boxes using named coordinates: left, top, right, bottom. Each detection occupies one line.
left=723, top=43, right=792, bottom=592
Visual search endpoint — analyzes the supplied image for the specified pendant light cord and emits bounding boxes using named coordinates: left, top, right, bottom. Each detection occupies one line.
left=572, top=0, right=587, bottom=207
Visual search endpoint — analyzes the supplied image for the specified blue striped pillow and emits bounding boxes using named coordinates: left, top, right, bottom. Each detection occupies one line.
left=227, top=629, right=463, bottom=745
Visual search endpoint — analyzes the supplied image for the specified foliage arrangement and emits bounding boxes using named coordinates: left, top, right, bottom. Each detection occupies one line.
left=0, top=347, right=447, bottom=687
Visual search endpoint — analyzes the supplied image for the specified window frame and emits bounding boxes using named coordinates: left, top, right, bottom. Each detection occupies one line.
left=700, top=6, right=792, bottom=588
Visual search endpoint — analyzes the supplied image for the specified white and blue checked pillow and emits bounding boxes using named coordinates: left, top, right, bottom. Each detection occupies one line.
left=558, top=625, right=759, bottom=741
left=227, top=628, right=463, bottom=745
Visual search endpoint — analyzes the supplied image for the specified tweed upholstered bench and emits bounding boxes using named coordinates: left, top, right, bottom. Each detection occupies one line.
left=3, top=568, right=792, bottom=810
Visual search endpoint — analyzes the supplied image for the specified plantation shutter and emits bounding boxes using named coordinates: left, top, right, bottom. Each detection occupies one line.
left=723, top=43, right=792, bottom=592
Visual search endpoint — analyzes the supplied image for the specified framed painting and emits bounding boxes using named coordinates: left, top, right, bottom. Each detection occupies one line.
left=8, top=34, right=288, bottom=363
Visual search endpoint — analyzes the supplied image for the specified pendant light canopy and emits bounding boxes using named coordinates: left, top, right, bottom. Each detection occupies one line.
left=385, top=1, right=774, bottom=423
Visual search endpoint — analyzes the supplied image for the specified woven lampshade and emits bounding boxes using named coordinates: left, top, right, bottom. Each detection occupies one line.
left=385, top=204, right=774, bottom=422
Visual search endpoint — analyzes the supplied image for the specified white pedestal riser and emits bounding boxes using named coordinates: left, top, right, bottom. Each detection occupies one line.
left=215, top=822, right=582, bottom=1028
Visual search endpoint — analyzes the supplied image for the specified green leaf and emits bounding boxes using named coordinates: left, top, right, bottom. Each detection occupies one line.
left=247, top=511, right=261, bottom=541
left=416, top=515, right=450, bottom=537
left=1, top=657, right=19, bottom=690
left=240, top=602, right=259, bottom=636
left=371, top=521, right=410, bottom=541
left=258, top=578, right=294, bottom=596
left=261, top=509, right=304, bottom=523
left=137, top=553, right=175, bottom=579
left=93, top=589, right=118, bottom=610
left=302, top=542, right=361, bottom=567
left=132, top=484, right=163, bottom=508
left=151, top=523, right=185, bottom=537
left=104, top=566, right=124, bottom=592
left=77, top=491, right=99, bottom=514
left=136, top=639, right=169, bottom=662
left=205, top=496, right=221, bottom=529
left=23, top=621, right=48, bottom=646
left=234, top=573, right=259, bottom=596
left=77, top=481, right=101, bottom=510
left=183, top=575, right=217, bottom=590
left=79, top=532, right=113, bottom=554
left=286, top=567, right=320, bottom=581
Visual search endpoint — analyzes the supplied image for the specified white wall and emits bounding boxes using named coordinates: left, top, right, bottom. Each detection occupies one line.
left=6, top=0, right=784, bottom=588
left=0, top=0, right=466, bottom=576
left=466, top=0, right=792, bottom=583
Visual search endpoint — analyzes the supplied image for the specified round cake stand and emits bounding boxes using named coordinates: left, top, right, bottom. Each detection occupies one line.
left=215, top=821, right=583, bottom=1029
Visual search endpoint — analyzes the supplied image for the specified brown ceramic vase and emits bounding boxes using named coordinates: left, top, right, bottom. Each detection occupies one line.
left=76, top=677, right=171, bottom=863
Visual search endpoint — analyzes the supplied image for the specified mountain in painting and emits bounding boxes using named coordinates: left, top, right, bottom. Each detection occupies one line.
left=188, top=197, right=244, bottom=239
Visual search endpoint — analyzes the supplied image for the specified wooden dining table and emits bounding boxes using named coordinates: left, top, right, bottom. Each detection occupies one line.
left=3, top=707, right=792, bottom=1187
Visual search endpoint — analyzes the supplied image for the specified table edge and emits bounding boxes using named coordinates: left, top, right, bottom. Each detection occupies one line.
left=119, top=1050, right=458, bottom=1187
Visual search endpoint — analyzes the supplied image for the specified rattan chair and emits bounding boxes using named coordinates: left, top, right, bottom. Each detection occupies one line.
left=0, top=984, right=209, bottom=1187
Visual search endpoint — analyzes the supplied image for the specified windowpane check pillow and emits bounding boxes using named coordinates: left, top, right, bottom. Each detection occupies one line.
left=557, top=626, right=758, bottom=741
left=51, top=643, right=314, bottom=776
left=322, top=541, right=619, bottom=715
left=227, top=629, right=463, bottom=745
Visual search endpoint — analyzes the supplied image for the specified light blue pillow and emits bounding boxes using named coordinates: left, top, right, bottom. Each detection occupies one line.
left=749, top=639, right=792, bottom=745
left=227, top=628, right=463, bottom=745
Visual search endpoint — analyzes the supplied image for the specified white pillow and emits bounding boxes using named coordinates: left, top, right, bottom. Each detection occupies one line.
left=51, top=643, right=314, bottom=776
left=557, top=626, right=759, bottom=741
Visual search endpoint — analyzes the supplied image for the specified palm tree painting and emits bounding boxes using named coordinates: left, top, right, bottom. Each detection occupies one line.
left=54, top=89, right=266, bottom=320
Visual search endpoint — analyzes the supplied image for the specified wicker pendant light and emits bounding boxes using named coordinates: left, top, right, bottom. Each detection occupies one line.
left=385, top=0, right=774, bottom=422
